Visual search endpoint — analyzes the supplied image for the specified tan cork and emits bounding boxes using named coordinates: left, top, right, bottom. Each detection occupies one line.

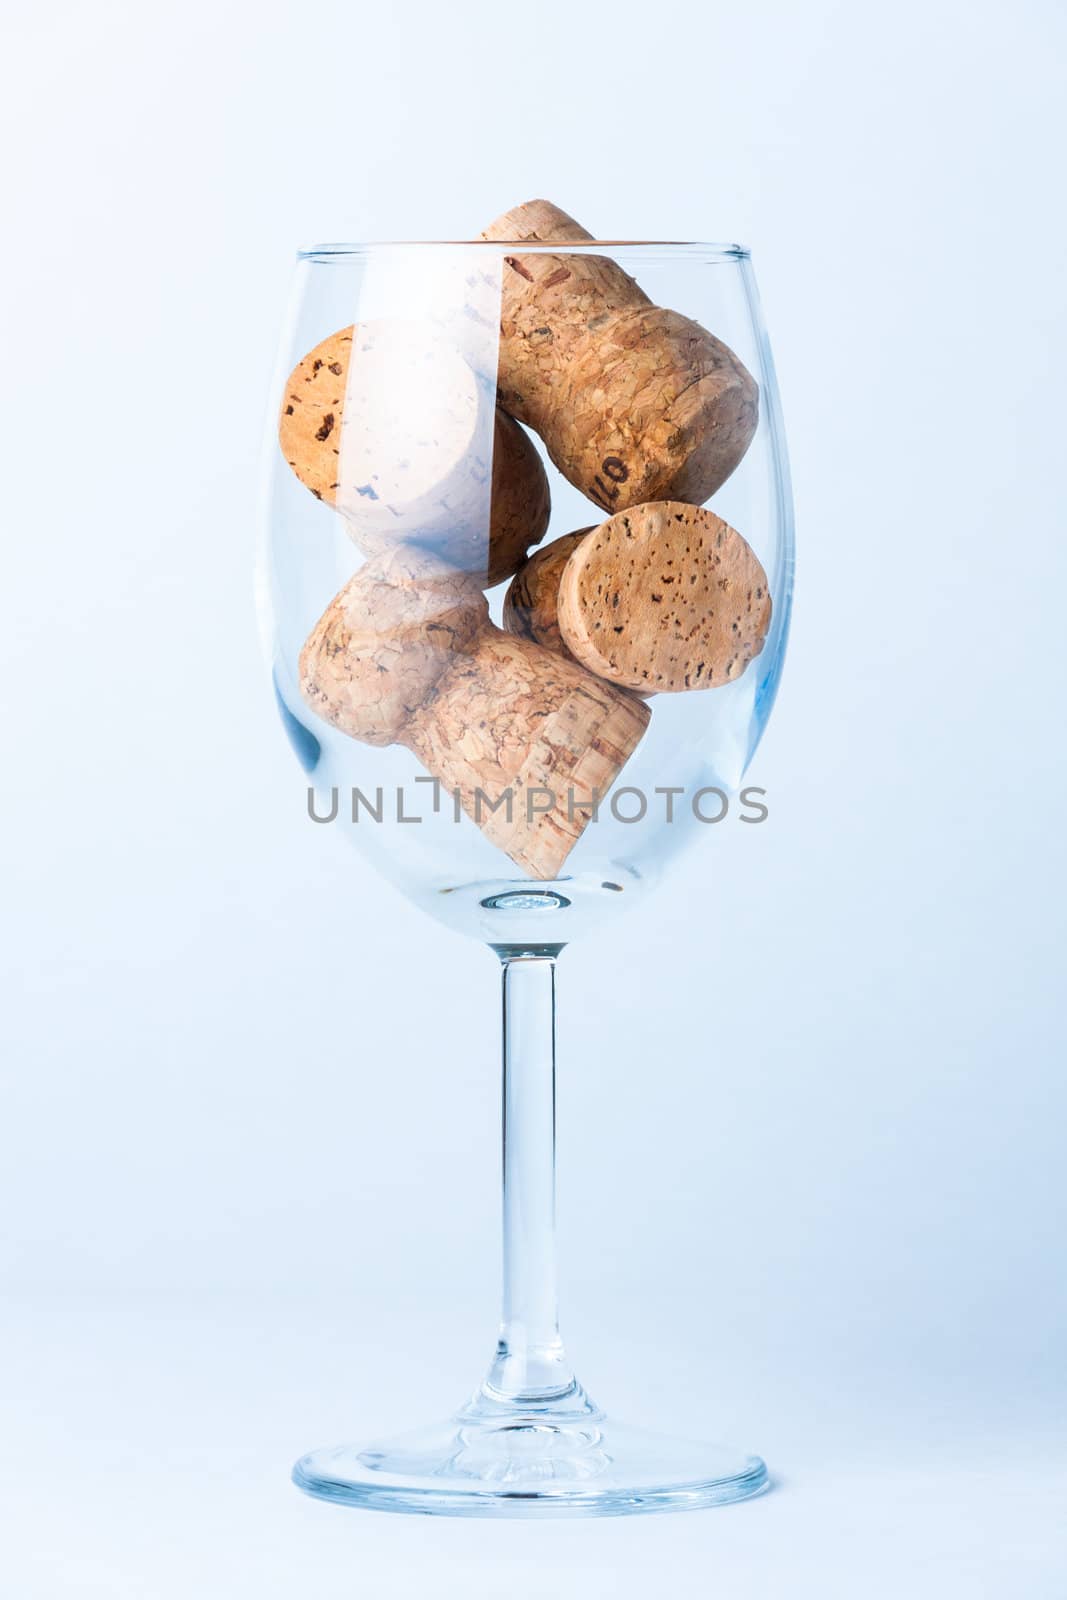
left=407, top=631, right=649, bottom=879
left=483, top=407, right=552, bottom=585
left=299, top=558, right=650, bottom=878
left=298, top=559, right=488, bottom=747
left=556, top=501, right=772, bottom=694
left=280, top=321, right=550, bottom=586
left=502, top=528, right=593, bottom=657
left=479, top=201, right=758, bottom=514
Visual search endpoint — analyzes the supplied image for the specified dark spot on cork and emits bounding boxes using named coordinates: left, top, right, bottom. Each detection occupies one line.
left=328, top=361, right=343, bottom=375
left=284, top=405, right=294, bottom=415
left=314, top=413, right=335, bottom=442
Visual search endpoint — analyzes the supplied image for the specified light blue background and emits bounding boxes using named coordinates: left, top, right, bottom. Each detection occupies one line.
left=1, top=0, right=1064, bottom=1593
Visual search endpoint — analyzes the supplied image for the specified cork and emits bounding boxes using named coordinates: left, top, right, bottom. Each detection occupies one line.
left=298, top=559, right=488, bottom=746
left=407, top=631, right=649, bottom=879
left=556, top=502, right=772, bottom=694
left=483, top=407, right=552, bottom=586
left=279, top=321, right=550, bottom=585
left=479, top=201, right=758, bottom=513
left=502, top=528, right=593, bottom=657
left=299, top=559, right=650, bottom=878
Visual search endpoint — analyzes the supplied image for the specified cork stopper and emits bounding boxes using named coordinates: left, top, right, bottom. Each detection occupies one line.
left=502, top=528, right=593, bottom=656
left=298, top=558, right=650, bottom=878
left=484, top=408, right=552, bottom=586
left=299, top=562, right=488, bottom=746
left=406, top=630, right=650, bottom=879
left=479, top=201, right=651, bottom=395
left=479, top=201, right=758, bottom=513
left=279, top=321, right=550, bottom=585
left=556, top=502, right=772, bottom=693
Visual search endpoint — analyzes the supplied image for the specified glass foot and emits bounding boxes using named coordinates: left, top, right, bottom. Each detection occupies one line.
left=292, top=1400, right=768, bottom=1518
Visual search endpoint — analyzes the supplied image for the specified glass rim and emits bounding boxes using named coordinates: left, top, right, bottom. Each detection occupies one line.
left=297, top=240, right=751, bottom=262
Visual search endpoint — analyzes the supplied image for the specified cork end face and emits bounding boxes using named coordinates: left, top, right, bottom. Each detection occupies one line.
left=557, top=502, right=772, bottom=695
left=556, top=309, right=760, bottom=513
left=280, top=325, right=549, bottom=587
left=662, top=352, right=760, bottom=506
left=279, top=326, right=354, bottom=506
left=298, top=563, right=489, bottom=747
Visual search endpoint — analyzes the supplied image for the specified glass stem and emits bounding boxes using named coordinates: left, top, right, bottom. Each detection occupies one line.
left=479, top=951, right=578, bottom=1406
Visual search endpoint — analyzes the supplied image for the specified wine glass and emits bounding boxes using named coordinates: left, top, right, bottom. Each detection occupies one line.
left=258, top=208, right=794, bottom=1516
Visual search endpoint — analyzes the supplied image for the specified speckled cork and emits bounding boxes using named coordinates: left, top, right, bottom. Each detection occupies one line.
left=479, top=200, right=759, bottom=514
left=407, top=631, right=649, bottom=879
left=556, top=501, right=772, bottom=693
left=299, top=557, right=650, bottom=878
left=280, top=321, right=550, bottom=586
left=298, top=560, right=488, bottom=747
left=502, top=528, right=593, bottom=657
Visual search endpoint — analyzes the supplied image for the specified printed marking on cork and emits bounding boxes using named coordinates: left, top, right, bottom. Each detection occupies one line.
left=588, top=456, right=630, bottom=513
left=479, top=199, right=759, bottom=511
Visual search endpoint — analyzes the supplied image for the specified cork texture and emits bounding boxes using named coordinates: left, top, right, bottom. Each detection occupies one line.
left=502, top=529, right=593, bottom=656
left=556, top=501, right=772, bottom=693
left=407, top=630, right=650, bottom=878
left=279, top=321, right=549, bottom=585
left=479, top=200, right=758, bottom=512
left=483, top=408, right=551, bottom=585
left=298, top=558, right=650, bottom=878
left=299, top=562, right=489, bottom=747
left=479, top=201, right=651, bottom=403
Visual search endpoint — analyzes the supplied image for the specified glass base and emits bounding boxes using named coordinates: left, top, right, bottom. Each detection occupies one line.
left=292, top=1398, right=768, bottom=1518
